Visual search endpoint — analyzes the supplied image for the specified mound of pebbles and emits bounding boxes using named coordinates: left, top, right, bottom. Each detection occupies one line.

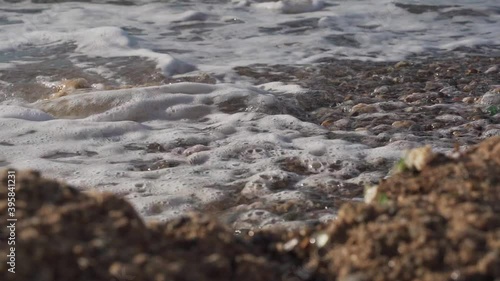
left=1, top=136, right=499, bottom=281
left=236, top=56, right=500, bottom=148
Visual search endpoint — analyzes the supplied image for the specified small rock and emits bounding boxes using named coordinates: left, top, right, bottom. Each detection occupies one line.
left=394, top=61, right=409, bottom=68
left=465, top=68, right=479, bottom=75
left=373, top=86, right=389, bottom=94
left=405, top=145, right=435, bottom=171
left=183, top=144, right=210, bottom=156
left=463, top=83, right=476, bottom=92
left=351, top=103, right=378, bottom=115
left=478, top=90, right=500, bottom=106
left=187, top=152, right=209, bottom=165
left=436, top=114, right=465, bottom=123
left=483, top=129, right=500, bottom=138
left=320, top=119, right=335, bottom=128
left=462, top=97, right=475, bottom=104
left=52, top=78, right=91, bottom=98
left=439, top=86, right=457, bottom=95
left=333, top=118, right=351, bottom=129
left=61, top=78, right=90, bottom=90
left=417, top=69, right=431, bottom=76
left=370, top=124, right=393, bottom=134
left=392, top=120, right=415, bottom=129
left=364, top=185, right=378, bottom=204
left=424, top=82, right=441, bottom=91
left=484, top=65, right=498, bottom=74
left=402, top=92, right=422, bottom=103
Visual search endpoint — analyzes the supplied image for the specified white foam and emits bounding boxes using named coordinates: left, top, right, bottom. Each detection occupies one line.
left=257, top=82, right=307, bottom=94
left=0, top=105, right=54, bottom=121
left=19, top=26, right=195, bottom=76
left=0, top=0, right=498, bottom=79
left=0, top=83, right=409, bottom=221
left=253, top=0, right=325, bottom=14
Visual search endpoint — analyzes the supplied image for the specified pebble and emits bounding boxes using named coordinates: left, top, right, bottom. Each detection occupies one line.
left=424, top=82, right=441, bottom=91
left=485, top=65, right=498, bottom=74
left=60, top=78, right=90, bottom=90
left=333, top=118, right=351, bottom=129
left=51, top=78, right=91, bottom=98
left=187, top=153, right=209, bottom=165
left=394, top=61, right=409, bottom=68
left=462, top=97, right=475, bottom=104
left=351, top=103, right=378, bottom=115
left=436, top=114, right=465, bottom=123
left=404, top=107, right=417, bottom=113
left=402, top=93, right=421, bottom=103
left=405, top=145, right=435, bottom=171
left=465, top=68, right=479, bottom=75
left=478, top=90, right=500, bottom=106
left=320, top=119, right=335, bottom=127
left=371, top=124, right=392, bottom=134
left=482, top=129, right=500, bottom=138
left=439, top=86, right=457, bottom=95
left=462, top=83, right=476, bottom=92
left=392, top=120, right=415, bottom=129
left=183, top=144, right=210, bottom=156
left=373, top=86, right=389, bottom=94
left=216, top=125, right=237, bottom=135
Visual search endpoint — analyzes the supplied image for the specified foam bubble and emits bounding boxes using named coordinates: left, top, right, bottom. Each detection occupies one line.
left=0, top=82, right=407, bottom=221
left=253, top=0, right=325, bottom=14
left=0, top=105, right=54, bottom=121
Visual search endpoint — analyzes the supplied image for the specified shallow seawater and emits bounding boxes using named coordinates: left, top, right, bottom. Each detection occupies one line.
left=0, top=0, right=499, bottom=228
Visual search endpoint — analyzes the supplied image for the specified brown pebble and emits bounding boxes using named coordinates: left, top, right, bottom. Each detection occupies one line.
left=351, top=103, right=378, bottom=115
left=321, top=119, right=335, bottom=127
left=52, top=78, right=91, bottom=98
left=395, top=61, right=409, bottom=68
left=463, top=85, right=474, bottom=92
left=462, top=97, right=475, bottom=104
left=484, top=65, right=498, bottom=74
left=404, top=145, right=435, bottom=171
left=392, top=120, right=415, bottom=129
left=466, top=68, right=479, bottom=75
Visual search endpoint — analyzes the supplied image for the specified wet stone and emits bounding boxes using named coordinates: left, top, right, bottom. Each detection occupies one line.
left=479, top=90, right=500, bottom=106
left=391, top=120, right=415, bottom=129
left=484, top=65, right=498, bottom=74
left=350, top=103, right=378, bottom=115
left=146, top=143, right=167, bottom=153
left=394, top=61, right=409, bottom=68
